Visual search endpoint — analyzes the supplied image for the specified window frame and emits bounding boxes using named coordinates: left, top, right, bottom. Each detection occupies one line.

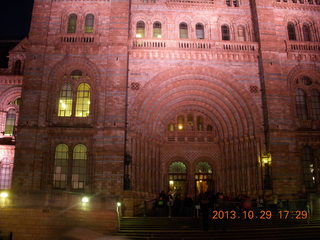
left=221, top=25, right=231, bottom=41
left=179, top=22, right=189, bottom=39
left=53, top=143, right=89, bottom=191
left=67, top=14, right=77, bottom=33
left=85, top=14, right=95, bottom=33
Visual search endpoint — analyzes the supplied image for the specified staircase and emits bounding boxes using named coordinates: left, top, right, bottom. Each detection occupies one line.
left=116, top=216, right=320, bottom=239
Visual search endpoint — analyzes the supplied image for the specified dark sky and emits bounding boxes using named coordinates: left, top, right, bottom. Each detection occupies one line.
left=1, top=0, right=34, bottom=39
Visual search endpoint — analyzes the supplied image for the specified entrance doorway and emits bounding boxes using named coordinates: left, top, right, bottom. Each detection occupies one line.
left=194, top=162, right=213, bottom=198
left=168, top=162, right=187, bottom=197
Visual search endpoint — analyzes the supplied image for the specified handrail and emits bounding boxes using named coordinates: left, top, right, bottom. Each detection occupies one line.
left=133, top=198, right=156, bottom=217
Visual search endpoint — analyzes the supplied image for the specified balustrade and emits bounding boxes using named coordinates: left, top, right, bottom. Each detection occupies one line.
left=131, top=38, right=258, bottom=52
left=285, top=40, right=320, bottom=52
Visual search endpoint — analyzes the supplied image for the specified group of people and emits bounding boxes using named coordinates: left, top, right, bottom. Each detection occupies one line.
left=154, top=191, right=268, bottom=218
left=154, top=191, right=194, bottom=217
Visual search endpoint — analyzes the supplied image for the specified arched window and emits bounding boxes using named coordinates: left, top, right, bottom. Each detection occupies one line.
left=169, top=162, right=187, bottom=173
left=311, top=89, right=320, bottom=120
left=177, top=115, right=184, bottom=130
left=13, top=60, right=21, bottom=75
left=287, top=22, right=296, bottom=41
left=168, top=123, right=175, bottom=131
left=226, top=0, right=231, bottom=6
left=9, top=98, right=21, bottom=106
left=58, top=83, right=73, bottom=117
left=233, top=0, right=239, bottom=6
left=197, top=116, right=203, bottom=131
left=136, top=21, right=145, bottom=38
left=179, top=22, right=188, bottom=39
left=237, top=25, right=246, bottom=41
left=302, top=24, right=312, bottom=41
left=196, top=23, right=204, bottom=39
left=153, top=21, right=162, bottom=38
left=71, top=70, right=82, bottom=79
left=53, top=144, right=68, bottom=189
left=207, top=125, right=213, bottom=131
left=302, top=146, right=315, bottom=190
left=72, top=144, right=87, bottom=189
left=67, top=14, right=77, bottom=33
left=75, top=83, right=91, bottom=117
left=195, top=162, right=213, bottom=174
left=296, top=88, right=308, bottom=120
left=187, top=114, right=194, bottom=126
left=4, top=109, right=16, bottom=136
left=85, top=14, right=94, bottom=33
left=221, top=25, right=230, bottom=41
left=0, top=157, right=13, bottom=189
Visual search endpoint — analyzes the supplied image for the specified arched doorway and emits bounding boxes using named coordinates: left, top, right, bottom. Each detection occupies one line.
left=194, top=162, right=213, bottom=198
left=168, top=161, right=187, bottom=197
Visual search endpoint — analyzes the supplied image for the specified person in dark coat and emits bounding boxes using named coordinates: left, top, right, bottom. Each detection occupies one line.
left=200, top=192, right=211, bottom=231
left=183, top=194, right=194, bottom=216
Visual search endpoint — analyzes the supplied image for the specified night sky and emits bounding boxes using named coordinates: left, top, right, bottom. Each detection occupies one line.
left=1, top=0, right=34, bottom=39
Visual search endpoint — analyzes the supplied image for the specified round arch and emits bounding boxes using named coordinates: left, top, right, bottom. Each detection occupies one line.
left=130, top=66, right=262, bottom=141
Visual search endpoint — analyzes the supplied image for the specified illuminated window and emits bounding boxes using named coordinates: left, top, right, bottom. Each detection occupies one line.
left=13, top=60, right=22, bottom=75
left=9, top=98, right=21, bottom=106
left=287, top=22, right=296, bottom=41
left=221, top=25, right=230, bottom=41
left=153, top=21, right=162, bottom=38
left=168, top=123, right=175, bottom=131
left=58, top=83, right=73, bottom=117
left=136, top=21, right=145, bottom=38
left=196, top=23, right=204, bottom=39
left=169, top=162, right=187, bottom=173
left=302, top=146, right=316, bottom=190
left=179, top=22, right=188, bottom=39
left=67, top=14, right=77, bottom=33
left=177, top=115, right=184, bottom=130
left=197, top=116, right=203, bottom=131
left=75, top=83, right=91, bottom=117
left=72, top=144, right=87, bottom=190
left=302, top=24, right=312, bottom=41
left=53, top=144, right=68, bottom=189
left=195, top=162, right=212, bottom=174
left=4, top=109, right=16, bottom=136
left=311, top=89, right=320, bottom=120
left=237, top=25, right=246, bottom=41
left=85, top=14, right=94, bottom=33
left=296, top=88, right=308, bottom=120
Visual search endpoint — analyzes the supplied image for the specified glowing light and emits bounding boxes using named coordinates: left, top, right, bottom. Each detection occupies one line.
left=178, top=124, right=183, bottom=130
left=157, top=35, right=162, bottom=38
left=0, top=192, right=8, bottom=198
left=313, top=177, right=315, bottom=181
left=61, top=103, right=67, bottom=109
left=169, top=180, right=174, bottom=185
left=136, top=33, right=142, bottom=38
left=261, top=153, right=272, bottom=165
left=81, top=196, right=89, bottom=203
left=199, top=180, right=203, bottom=183
left=117, top=202, right=121, bottom=207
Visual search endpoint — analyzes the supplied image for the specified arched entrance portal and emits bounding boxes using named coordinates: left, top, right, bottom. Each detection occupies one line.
left=195, top=162, right=213, bottom=198
left=168, top=162, right=187, bottom=197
